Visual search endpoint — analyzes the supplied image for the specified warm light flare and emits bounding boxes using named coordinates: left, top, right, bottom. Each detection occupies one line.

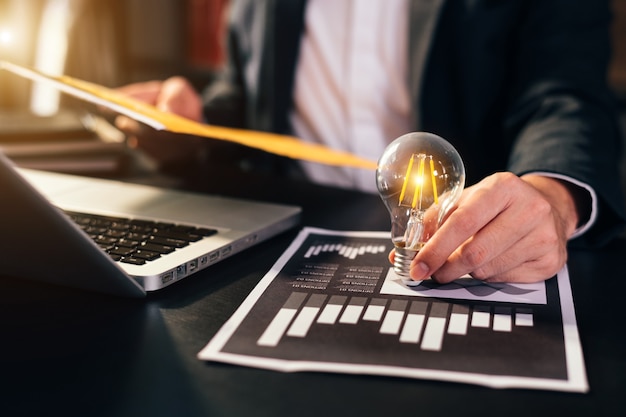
left=0, top=29, right=13, bottom=45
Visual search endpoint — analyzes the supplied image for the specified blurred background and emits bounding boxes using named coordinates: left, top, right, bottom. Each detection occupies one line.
left=0, top=0, right=624, bottom=185
left=0, top=0, right=227, bottom=177
left=0, top=0, right=227, bottom=111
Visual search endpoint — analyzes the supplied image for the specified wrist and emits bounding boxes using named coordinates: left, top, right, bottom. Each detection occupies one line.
left=521, top=174, right=585, bottom=238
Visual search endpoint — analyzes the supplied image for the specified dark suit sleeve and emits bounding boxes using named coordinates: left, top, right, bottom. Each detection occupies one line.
left=504, top=0, right=625, bottom=245
left=200, top=0, right=306, bottom=135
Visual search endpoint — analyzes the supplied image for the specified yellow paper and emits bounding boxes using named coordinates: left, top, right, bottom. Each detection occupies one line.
left=0, top=61, right=378, bottom=170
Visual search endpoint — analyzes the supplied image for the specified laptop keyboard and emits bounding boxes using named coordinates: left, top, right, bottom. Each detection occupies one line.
left=64, top=211, right=218, bottom=265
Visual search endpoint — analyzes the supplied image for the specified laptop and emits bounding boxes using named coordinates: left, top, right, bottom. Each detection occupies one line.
left=0, top=152, right=301, bottom=298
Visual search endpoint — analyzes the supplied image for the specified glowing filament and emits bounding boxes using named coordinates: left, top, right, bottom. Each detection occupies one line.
left=411, top=156, right=426, bottom=209
left=398, top=154, right=415, bottom=205
left=430, top=158, right=439, bottom=205
left=398, top=154, right=439, bottom=209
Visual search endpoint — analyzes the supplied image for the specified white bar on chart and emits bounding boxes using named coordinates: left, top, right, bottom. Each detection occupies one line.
left=339, top=305, right=362, bottom=324
left=317, top=295, right=347, bottom=324
left=515, top=308, right=534, bottom=327
left=287, top=307, right=319, bottom=337
left=493, top=307, right=512, bottom=332
left=471, top=305, right=491, bottom=328
left=363, top=298, right=387, bottom=321
left=257, top=292, right=308, bottom=346
left=421, top=303, right=449, bottom=351
left=287, top=294, right=327, bottom=337
left=380, top=312, right=404, bottom=334
left=448, top=304, right=470, bottom=335
left=339, top=297, right=367, bottom=324
left=399, top=300, right=428, bottom=343
left=380, top=299, right=408, bottom=334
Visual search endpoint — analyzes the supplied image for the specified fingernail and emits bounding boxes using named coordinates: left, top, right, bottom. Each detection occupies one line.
left=410, top=261, right=430, bottom=280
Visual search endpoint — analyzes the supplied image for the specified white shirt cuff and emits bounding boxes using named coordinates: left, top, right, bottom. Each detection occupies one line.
left=529, top=172, right=597, bottom=239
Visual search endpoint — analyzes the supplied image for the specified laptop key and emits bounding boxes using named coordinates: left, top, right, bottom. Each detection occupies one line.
left=116, top=238, right=141, bottom=248
left=148, top=236, right=189, bottom=248
left=195, top=228, right=218, bottom=237
left=153, top=229, right=203, bottom=242
left=95, top=236, right=118, bottom=245
left=120, top=257, right=146, bottom=265
left=140, top=242, right=176, bottom=254
left=109, top=247, right=135, bottom=257
left=133, top=250, right=161, bottom=261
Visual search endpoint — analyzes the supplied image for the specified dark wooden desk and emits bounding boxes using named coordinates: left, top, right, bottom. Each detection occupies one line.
left=1, top=168, right=625, bottom=417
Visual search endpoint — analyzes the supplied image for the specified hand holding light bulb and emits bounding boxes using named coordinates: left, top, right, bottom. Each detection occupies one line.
left=378, top=132, right=582, bottom=284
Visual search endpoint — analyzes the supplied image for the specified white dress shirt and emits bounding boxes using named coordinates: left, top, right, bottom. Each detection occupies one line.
left=290, top=0, right=411, bottom=193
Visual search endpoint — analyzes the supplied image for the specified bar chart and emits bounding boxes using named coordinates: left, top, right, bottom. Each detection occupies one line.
left=258, top=291, right=535, bottom=351
left=202, top=229, right=584, bottom=391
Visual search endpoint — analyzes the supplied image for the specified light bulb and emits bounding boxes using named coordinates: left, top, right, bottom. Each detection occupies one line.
left=376, top=132, right=465, bottom=278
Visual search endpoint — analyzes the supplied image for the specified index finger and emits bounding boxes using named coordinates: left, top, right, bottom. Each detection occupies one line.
left=409, top=180, right=512, bottom=280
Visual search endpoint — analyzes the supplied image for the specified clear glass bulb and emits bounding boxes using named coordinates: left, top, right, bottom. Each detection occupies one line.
left=376, top=132, right=465, bottom=278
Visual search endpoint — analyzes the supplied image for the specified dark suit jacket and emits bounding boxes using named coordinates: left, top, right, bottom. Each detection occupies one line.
left=202, top=0, right=626, bottom=245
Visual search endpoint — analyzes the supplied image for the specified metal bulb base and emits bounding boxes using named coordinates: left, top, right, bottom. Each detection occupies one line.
left=393, top=247, right=418, bottom=278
